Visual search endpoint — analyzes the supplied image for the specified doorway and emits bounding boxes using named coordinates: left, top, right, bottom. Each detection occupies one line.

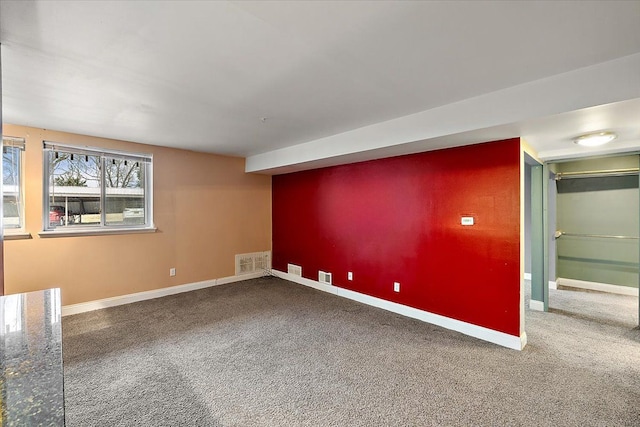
left=550, top=155, right=639, bottom=326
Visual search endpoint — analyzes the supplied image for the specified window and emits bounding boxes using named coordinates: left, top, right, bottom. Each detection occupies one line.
left=43, top=142, right=153, bottom=234
left=3, top=136, right=25, bottom=233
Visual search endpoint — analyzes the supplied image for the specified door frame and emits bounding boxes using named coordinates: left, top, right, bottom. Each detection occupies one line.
left=526, top=153, right=549, bottom=311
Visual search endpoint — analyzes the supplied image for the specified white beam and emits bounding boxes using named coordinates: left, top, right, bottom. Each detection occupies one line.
left=246, top=53, right=640, bottom=174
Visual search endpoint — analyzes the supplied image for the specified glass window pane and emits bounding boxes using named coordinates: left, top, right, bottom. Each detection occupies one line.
left=48, top=151, right=101, bottom=228
left=3, top=146, right=22, bottom=229
left=105, top=158, right=146, bottom=226
left=43, top=142, right=151, bottom=232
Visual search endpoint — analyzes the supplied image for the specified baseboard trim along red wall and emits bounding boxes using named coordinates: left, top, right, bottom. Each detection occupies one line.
left=273, top=270, right=526, bottom=350
left=272, top=139, right=521, bottom=339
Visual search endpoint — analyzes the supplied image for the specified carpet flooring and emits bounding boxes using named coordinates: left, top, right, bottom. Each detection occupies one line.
left=62, top=277, right=640, bottom=426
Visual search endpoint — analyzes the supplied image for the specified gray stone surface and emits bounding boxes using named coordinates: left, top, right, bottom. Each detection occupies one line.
left=1, top=288, right=65, bottom=426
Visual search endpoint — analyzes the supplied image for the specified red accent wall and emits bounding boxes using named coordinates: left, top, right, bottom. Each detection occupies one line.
left=272, top=139, right=521, bottom=336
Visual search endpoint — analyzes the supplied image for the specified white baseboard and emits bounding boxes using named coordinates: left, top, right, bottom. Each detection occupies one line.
left=524, top=273, right=557, bottom=290
left=280, top=272, right=339, bottom=295
left=62, top=271, right=265, bottom=316
left=529, top=299, right=545, bottom=311
left=272, top=270, right=526, bottom=351
left=555, top=278, right=639, bottom=296
left=217, top=271, right=265, bottom=286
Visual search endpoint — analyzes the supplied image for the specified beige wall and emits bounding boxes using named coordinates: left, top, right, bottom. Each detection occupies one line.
left=2, top=124, right=272, bottom=305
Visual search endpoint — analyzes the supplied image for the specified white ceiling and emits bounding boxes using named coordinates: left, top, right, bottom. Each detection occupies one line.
left=1, top=1, right=640, bottom=174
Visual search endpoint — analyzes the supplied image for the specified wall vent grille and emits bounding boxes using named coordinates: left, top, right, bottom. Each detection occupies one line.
left=287, top=263, right=302, bottom=277
left=318, top=271, right=332, bottom=285
left=235, top=251, right=271, bottom=275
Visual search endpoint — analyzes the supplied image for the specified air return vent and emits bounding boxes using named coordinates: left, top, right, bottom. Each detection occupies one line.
left=237, top=255, right=254, bottom=275
left=287, top=263, right=302, bottom=277
left=254, top=252, right=270, bottom=271
left=235, top=251, right=271, bottom=275
left=318, top=271, right=332, bottom=285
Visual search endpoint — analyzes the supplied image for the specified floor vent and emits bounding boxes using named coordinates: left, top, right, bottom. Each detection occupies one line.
left=318, top=271, right=332, bottom=285
left=235, top=251, right=271, bottom=275
left=287, top=263, right=302, bottom=277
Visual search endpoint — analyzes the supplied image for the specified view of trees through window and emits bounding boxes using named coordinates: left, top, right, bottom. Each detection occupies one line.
left=46, top=146, right=149, bottom=229
left=3, top=141, right=23, bottom=229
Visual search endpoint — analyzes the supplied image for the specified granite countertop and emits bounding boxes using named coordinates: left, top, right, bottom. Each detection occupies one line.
left=1, top=288, right=65, bottom=426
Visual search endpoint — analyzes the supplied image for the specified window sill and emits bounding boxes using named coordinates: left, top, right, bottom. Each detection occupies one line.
left=38, top=227, right=157, bottom=238
left=4, top=232, right=33, bottom=240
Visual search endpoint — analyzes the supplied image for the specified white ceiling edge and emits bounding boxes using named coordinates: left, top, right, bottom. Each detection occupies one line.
left=246, top=53, right=640, bottom=175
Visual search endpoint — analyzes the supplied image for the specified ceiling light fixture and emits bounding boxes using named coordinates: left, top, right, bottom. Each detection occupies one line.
left=573, top=131, right=617, bottom=147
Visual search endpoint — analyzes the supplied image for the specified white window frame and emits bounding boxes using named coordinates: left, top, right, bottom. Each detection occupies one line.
left=40, top=141, right=155, bottom=237
left=2, top=136, right=27, bottom=239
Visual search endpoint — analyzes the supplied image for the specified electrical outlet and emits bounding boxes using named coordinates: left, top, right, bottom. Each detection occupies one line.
left=348, top=272, right=353, bottom=281
left=394, top=282, right=400, bottom=292
left=170, top=268, right=176, bottom=277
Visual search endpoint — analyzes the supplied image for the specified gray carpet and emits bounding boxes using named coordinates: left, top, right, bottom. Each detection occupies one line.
left=62, top=277, right=640, bottom=426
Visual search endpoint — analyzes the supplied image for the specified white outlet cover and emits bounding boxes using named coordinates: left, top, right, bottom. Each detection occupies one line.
left=170, top=268, right=176, bottom=276
left=461, top=216, right=474, bottom=226
left=348, top=272, right=353, bottom=280
left=394, top=282, right=400, bottom=292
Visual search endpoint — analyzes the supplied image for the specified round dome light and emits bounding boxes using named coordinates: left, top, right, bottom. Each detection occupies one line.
left=573, top=132, right=617, bottom=147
